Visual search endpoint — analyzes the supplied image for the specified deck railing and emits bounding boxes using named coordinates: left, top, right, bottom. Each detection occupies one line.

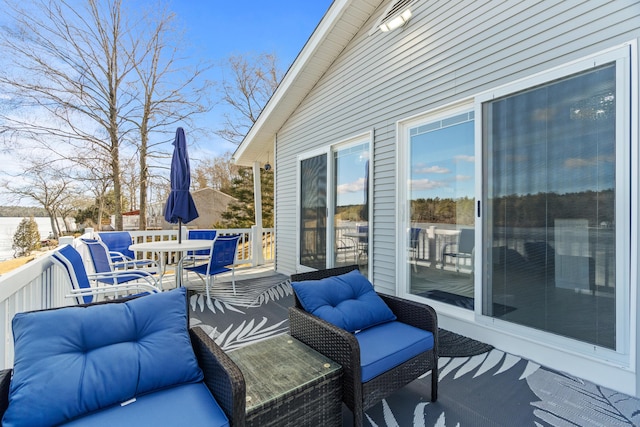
left=0, top=227, right=274, bottom=368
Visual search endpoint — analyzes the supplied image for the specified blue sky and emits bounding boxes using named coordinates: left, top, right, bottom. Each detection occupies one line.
left=410, top=121, right=475, bottom=200
left=163, top=0, right=334, bottom=160
left=0, top=1, right=333, bottom=205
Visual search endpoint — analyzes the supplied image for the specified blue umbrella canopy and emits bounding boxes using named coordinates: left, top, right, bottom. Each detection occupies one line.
left=164, top=127, right=199, bottom=241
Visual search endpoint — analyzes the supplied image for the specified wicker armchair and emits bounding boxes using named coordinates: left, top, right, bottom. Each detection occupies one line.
left=289, top=265, right=438, bottom=427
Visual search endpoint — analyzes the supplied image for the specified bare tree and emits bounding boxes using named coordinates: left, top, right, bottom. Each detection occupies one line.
left=192, top=152, right=239, bottom=191
left=2, top=166, right=73, bottom=239
left=0, top=0, right=211, bottom=231
left=127, top=7, right=212, bottom=229
left=216, top=53, right=281, bottom=144
left=76, top=154, right=114, bottom=231
left=0, top=0, right=139, bottom=230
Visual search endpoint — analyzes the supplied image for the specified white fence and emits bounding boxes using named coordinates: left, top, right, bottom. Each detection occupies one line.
left=0, top=227, right=274, bottom=368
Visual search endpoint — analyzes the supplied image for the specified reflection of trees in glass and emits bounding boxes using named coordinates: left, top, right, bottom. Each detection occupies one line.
left=411, top=197, right=474, bottom=225
left=491, top=190, right=613, bottom=227
left=409, top=190, right=614, bottom=227
left=335, top=205, right=367, bottom=222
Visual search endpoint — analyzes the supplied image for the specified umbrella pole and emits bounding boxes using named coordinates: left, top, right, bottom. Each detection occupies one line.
left=178, top=219, right=182, bottom=244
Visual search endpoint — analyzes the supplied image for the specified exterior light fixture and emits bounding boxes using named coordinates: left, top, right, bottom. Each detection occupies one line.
left=379, top=9, right=412, bottom=32
left=264, top=151, right=272, bottom=171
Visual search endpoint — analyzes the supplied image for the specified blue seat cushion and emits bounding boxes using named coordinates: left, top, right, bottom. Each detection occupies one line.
left=61, top=382, right=229, bottom=427
left=291, top=269, right=396, bottom=332
left=356, top=321, right=434, bottom=382
left=3, top=287, right=203, bottom=427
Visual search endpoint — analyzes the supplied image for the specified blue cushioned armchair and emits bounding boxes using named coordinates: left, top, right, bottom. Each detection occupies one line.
left=0, top=288, right=245, bottom=427
left=289, top=265, right=438, bottom=427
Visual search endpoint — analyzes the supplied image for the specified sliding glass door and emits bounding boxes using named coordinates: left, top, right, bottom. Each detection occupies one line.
left=298, top=137, right=370, bottom=275
left=482, top=61, right=623, bottom=350
left=299, top=153, right=327, bottom=270
left=333, top=141, right=369, bottom=276
left=402, top=106, right=476, bottom=305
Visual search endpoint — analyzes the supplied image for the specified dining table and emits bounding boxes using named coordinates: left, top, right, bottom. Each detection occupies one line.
left=129, top=239, right=214, bottom=290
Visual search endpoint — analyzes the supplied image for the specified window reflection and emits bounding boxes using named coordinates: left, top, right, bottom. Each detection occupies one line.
left=483, top=64, right=616, bottom=349
left=333, top=142, right=369, bottom=276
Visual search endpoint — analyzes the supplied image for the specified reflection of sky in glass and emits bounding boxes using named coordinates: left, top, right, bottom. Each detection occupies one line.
left=489, top=64, right=615, bottom=197
left=335, top=142, right=369, bottom=206
left=410, top=116, right=474, bottom=200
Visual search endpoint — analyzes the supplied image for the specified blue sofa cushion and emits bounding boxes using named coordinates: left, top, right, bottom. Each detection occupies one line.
left=356, top=321, right=434, bottom=382
left=61, top=382, right=229, bottom=427
left=3, top=287, right=203, bottom=427
left=292, top=269, right=396, bottom=332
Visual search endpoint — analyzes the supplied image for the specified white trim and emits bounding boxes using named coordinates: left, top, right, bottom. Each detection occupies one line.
left=629, top=38, right=639, bottom=390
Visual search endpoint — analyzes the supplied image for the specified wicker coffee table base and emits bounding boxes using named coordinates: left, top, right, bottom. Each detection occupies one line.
left=228, top=334, right=342, bottom=426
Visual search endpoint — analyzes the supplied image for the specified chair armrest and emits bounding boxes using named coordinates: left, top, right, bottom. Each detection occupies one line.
left=0, top=369, right=11, bottom=419
left=87, top=270, right=160, bottom=288
left=377, top=293, right=439, bottom=352
left=109, top=250, right=132, bottom=262
left=288, top=307, right=362, bottom=400
left=190, top=327, right=245, bottom=426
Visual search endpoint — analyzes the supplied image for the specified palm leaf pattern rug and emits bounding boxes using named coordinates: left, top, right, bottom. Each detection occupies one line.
left=189, top=279, right=640, bottom=426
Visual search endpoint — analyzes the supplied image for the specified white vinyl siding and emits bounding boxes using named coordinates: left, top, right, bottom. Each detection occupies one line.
left=274, top=0, right=640, bottom=300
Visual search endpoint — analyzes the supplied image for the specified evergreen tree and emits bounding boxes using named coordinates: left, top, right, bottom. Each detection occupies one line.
left=219, top=167, right=274, bottom=228
left=12, top=217, right=41, bottom=257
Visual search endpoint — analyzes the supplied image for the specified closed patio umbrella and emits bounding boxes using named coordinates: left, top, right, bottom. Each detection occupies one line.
left=164, top=127, right=199, bottom=243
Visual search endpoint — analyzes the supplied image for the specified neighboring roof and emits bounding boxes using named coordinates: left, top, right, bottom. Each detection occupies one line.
left=192, top=187, right=238, bottom=202
left=233, top=0, right=383, bottom=166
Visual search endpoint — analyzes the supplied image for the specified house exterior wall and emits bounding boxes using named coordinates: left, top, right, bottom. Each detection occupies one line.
left=273, top=0, right=640, bottom=395
left=147, top=188, right=236, bottom=230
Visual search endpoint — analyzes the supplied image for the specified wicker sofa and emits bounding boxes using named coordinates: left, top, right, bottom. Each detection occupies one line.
left=289, top=265, right=438, bottom=427
left=0, top=288, right=245, bottom=427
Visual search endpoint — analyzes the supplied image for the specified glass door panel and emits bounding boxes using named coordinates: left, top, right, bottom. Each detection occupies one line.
left=408, top=111, right=475, bottom=307
left=299, top=154, right=327, bottom=270
left=483, top=64, right=616, bottom=349
left=333, top=142, right=369, bottom=276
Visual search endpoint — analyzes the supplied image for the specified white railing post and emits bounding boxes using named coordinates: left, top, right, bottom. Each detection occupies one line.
left=59, top=236, right=74, bottom=246
left=251, top=225, right=264, bottom=267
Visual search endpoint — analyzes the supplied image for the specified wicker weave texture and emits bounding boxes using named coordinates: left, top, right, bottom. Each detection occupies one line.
left=289, top=265, right=439, bottom=427
left=190, top=327, right=246, bottom=425
left=246, top=371, right=342, bottom=427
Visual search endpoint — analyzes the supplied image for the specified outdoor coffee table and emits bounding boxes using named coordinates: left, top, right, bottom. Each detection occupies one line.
left=228, top=334, right=342, bottom=426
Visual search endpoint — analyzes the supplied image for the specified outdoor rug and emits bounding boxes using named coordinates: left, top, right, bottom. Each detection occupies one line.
left=190, top=280, right=640, bottom=427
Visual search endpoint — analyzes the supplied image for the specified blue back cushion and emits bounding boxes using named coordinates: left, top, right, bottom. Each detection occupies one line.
left=188, top=230, right=217, bottom=256
left=292, top=269, right=396, bottom=332
left=98, top=231, right=135, bottom=259
left=3, top=287, right=203, bottom=427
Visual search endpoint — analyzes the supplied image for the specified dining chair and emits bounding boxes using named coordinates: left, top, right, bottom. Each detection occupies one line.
left=179, top=235, right=241, bottom=300
left=81, top=238, right=160, bottom=288
left=441, top=228, right=475, bottom=272
left=186, top=229, right=217, bottom=260
left=97, top=231, right=156, bottom=269
left=51, top=244, right=160, bottom=304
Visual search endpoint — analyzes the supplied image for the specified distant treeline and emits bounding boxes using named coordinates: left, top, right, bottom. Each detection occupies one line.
left=410, top=190, right=614, bottom=227
left=0, top=206, right=49, bottom=217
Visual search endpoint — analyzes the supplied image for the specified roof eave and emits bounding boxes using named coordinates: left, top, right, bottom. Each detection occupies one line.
left=233, top=0, right=382, bottom=166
